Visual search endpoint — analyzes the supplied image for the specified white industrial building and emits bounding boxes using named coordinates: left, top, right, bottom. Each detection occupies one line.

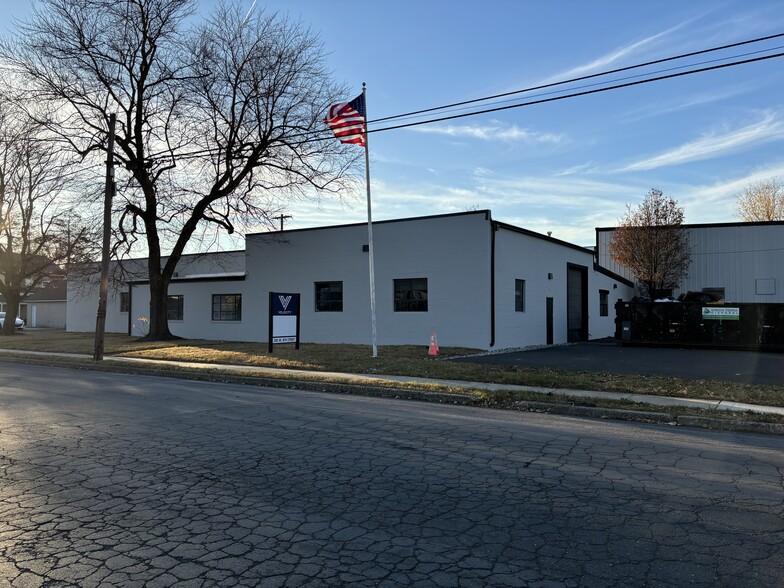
left=67, top=210, right=634, bottom=350
left=596, top=220, right=784, bottom=302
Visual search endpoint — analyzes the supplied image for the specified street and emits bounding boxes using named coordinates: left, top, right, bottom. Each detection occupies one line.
left=0, top=361, right=782, bottom=587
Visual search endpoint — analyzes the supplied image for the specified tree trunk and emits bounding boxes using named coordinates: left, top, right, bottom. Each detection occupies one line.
left=143, top=272, right=176, bottom=340
left=1, top=291, right=21, bottom=336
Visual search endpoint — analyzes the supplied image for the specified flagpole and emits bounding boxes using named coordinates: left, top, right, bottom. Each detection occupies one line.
left=362, top=82, right=378, bottom=358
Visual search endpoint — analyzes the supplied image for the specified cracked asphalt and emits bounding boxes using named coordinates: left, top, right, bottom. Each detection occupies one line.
left=0, top=361, right=783, bottom=587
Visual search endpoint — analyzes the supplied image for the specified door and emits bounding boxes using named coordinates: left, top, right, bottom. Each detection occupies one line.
left=567, top=265, right=588, bottom=342
left=546, top=297, right=553, bottom=345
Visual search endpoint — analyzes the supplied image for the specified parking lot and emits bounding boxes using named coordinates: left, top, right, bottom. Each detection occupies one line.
left=456, top=339, right=784, bottom=386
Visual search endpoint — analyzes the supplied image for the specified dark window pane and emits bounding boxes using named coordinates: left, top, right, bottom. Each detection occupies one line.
left=599, top=290, right=609, bottom=317
left=120, top=292, right=130, bottom=313
left=515, top=279, right=525, bottom=312
left=212, top=294, right=242, bottom=321
left=315, top=281, right=343, bottom=312
left=394, top=278, right=428, bottom=312
left=167, top=295, right=184, bottom=321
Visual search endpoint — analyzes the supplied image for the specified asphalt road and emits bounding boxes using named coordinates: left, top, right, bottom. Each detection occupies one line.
left=455, top=339, right=784, bottom=385
left=0, top=362, right=782, bottom=587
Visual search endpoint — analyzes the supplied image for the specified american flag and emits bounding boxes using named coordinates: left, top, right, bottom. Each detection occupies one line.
left=324, top=93, right=366, bottom=147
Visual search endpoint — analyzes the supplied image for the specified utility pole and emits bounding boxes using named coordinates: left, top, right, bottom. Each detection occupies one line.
left=275, top=214, right=292, bottom=231
left=93, top=113, right=116, bottom=361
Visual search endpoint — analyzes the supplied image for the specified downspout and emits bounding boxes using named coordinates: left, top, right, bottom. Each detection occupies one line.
left=489, top=214, right=496, bottom=348
left=127, top=285, right=132, bottom=336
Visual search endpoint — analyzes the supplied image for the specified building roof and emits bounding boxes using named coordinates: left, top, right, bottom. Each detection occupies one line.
left=247, top=209, right=492, bottom=237
left=596, top=219, right=784, bottom=231
left=0, top=280, right=67, bottom=303
left=249, top=209, right=598, bottom=253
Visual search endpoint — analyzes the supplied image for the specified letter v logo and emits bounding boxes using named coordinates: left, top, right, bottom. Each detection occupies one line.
left=278, top=295, right=292, bottom=310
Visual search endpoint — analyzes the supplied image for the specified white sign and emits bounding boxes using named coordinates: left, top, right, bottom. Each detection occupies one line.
left=702, top=307, right=739, bottom=320
left=272, top=315, right=298, bottom=343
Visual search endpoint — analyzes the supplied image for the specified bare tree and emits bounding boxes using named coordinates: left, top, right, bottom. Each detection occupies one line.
left=2, top=0, right=357, bottom=340
left=609, top=189, right=691, bottom=299
left=735, top=178, right=784, bottom=222
left=0, top=104, right=94, bottom=335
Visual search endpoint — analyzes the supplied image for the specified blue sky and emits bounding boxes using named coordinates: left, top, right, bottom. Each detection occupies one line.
left=4, top=1, right=784, bottom=246
left=256, top=0, right=784, bottom=245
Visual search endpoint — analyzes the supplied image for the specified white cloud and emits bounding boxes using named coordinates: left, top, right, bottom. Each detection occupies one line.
left=554, top=163, right=598, bottom=176
left=542, top=20, right=695, bottom=84
left=411, top=122, right=565, bottom=144
left=619, top=83, right=760, bottom=123
left=679, top=161, right=784, bottom=222
left=616, top=111, right=784, bottom=172
left=473, top=167, right=494, bottom=177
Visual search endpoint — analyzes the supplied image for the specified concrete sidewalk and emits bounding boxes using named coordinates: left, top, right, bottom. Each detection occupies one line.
left=2, top=348, right=783, bottom=417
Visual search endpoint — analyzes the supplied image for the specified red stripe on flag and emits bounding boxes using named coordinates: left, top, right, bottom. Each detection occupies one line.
left=325, top=101, right=366, bottom=146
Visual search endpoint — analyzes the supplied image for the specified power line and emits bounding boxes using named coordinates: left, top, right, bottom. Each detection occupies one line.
left=368, top=51, right=784, bottom=135
left=369, top=32, right=784, bottom=124
left=379, top=44, right=784, bottom=126
left=144, top=35, right=784, bottom=162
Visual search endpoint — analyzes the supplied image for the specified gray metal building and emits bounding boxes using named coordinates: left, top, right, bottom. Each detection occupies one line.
left=596, top=220, right=784, bottom=302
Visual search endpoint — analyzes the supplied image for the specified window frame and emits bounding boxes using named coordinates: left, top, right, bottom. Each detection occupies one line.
left=515, top=279, right=526, bottom=312
left=212, top=294, right=242, bottom=322
left=394, top=278, right=428, bottom=312
left=167, top=294, right=184, bottom=321
left=599, top=289, right=609, bottom=317
left=120, top=291, right=130, bottom=313
left=315, top=281, right=344, bottom=312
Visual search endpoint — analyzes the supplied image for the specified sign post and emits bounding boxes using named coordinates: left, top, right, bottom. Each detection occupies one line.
left=269, top=292, right=301, bottom=352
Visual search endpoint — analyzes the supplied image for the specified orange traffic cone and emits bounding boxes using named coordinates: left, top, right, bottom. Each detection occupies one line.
left=428, top=331, right=439, bottom=356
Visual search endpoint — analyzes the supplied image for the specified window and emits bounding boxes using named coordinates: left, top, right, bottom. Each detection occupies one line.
left=212, top=294, right=242, bottom=321
left=515, top=279, right=526, bottom=312
left=599, top=290, right=609, bottom=317
left=315, top=281, right=343, bottom=312
left=120, top=292, right=130, bottom=313
left=167, top=295, right=184, bottom=321
left=394, top=278, right=428, bottom=312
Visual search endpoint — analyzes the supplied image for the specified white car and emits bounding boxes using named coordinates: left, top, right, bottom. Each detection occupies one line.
left=0, top=312, right=25, bottom=329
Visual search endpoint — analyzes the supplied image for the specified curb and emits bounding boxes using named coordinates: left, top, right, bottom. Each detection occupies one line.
left=511, top=400, right=675, bottom=424
left=1, top=354, right=782, bottom=436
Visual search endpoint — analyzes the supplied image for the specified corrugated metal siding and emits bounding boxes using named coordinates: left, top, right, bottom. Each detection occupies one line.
left=679, top=225, right=784, bottom=302
left=596, top=229, right=635, bottom=282
left=597, top=224, right=784, bottom=302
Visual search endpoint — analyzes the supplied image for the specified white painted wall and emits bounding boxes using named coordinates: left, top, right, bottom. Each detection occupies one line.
left=246, top=212, right=492, bottom=348
left=129, top=279, right=253, bottom=341
left=493, top=226, right=632, bottom=348
left=67, top=273, right=131, bottom=334
left=65, top=213, right=636, bottom=348
left=67, top=251, right=245, bottom=334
